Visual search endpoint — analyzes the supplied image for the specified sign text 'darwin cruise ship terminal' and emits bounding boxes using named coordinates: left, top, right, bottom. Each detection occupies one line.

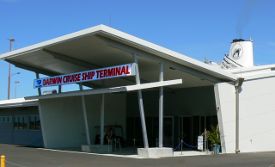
left=33, top=63, right=136, bottom=88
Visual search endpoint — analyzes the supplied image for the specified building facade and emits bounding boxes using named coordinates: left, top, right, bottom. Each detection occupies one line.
left=1, top=25, right=275, bottom=157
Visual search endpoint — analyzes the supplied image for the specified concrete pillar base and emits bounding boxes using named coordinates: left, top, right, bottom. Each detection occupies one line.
left=137, top=147, right=173, bottom=158
left=81, top=145, right=112, bottom=153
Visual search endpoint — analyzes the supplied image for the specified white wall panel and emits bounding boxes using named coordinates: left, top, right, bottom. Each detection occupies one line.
left=239, top=77, right=275, bottom=152
left=39, top=97, right=86, bottom=148
left=214, top=83, right=236, bottom=153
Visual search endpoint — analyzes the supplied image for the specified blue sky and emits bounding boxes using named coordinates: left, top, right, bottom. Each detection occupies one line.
left=0, top=0, right=275, bottom=100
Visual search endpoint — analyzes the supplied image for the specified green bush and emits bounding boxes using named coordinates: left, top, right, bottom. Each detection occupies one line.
left=207, top=125, right=220, bottom=146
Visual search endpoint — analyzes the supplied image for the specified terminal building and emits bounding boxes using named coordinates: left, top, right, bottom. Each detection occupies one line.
left=1, top=25, right=275, bottom=157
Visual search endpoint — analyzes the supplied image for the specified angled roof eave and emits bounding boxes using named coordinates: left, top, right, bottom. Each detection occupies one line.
left=0, top=24, right=237, bottom=81
left=0, top=98, right=38, bottom=109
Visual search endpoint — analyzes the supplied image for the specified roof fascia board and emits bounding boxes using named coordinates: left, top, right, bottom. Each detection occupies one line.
left=242, top=71, right=275, bottom=81
left=0, top=103, right=38, bottom=109
left=25, top=79, right=182, bottom=100
left=230, top=64, right=275, bottom=74
left=0, top=98, right=38, bottom=108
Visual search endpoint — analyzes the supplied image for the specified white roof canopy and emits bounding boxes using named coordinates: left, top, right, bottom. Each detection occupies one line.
left=0, top=98, right=38, bottom=108
left=0, top=25, right=237, bottom=89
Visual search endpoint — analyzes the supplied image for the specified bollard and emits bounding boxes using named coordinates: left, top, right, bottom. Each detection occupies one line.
left=180, top=139, right=183, bottom=155
left=1, top=155, right=5, bottom=167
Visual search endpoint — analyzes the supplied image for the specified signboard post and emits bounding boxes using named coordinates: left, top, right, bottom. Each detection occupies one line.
left=33, top=63, right=136, bottom=88
left=197, top=135, right=204, bottom=151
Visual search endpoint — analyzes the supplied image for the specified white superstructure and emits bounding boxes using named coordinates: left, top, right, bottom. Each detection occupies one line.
left=221, top=39, right=254, bottom=69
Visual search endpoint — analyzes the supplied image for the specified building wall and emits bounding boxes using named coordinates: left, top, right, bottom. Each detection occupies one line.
left=39, top=97, right=86, bottom=148
left=39, top=93, right=126, bottom=148
left=0, top=107, right=43, bottom=147
left=239, top=77, right=275, bottom=152
left=215, top=77, right=275, bottom=153
left=214, top=83, right=236, bottom=153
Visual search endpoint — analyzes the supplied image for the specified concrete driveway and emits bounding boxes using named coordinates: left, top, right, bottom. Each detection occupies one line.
left=0, top=144, right=275, bottom=167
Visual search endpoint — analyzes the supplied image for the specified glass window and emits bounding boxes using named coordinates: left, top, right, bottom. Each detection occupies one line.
left=12, top=115, right=40, bottom=130
left=29, top=115, right=40, bottom=130
left=13, top=116, right=19, bottom=129
left=35, top=115, right=40, bottom=130
left=29, top=115, right=35, bottom=129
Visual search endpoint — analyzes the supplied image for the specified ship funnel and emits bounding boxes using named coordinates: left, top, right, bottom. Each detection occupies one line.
left=223, top=39, right=254, bottom=68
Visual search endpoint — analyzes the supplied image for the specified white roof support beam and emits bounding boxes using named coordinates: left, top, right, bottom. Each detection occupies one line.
left=25, top=79, right=182, bottom=100
left=43, top=49, right=99, bottom=69
left=7, top=59, right=60, bottom=76
left=102, top=35, right=221, bottom=83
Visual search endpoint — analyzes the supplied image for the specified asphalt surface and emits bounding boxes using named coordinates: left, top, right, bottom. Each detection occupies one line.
left=0, top=144, right=275, bottom=167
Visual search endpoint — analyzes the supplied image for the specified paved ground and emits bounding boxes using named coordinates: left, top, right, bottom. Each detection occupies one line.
left=0, top=144, right=275, bottom=167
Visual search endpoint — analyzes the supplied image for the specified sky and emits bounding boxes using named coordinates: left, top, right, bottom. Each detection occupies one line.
left=0, top=0, right=275, bottom=100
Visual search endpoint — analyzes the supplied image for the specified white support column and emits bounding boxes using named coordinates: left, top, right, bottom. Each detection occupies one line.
left=100, top=94, right=105, bottom=145
left=134, top=56, right=149, bottom=148
left=81, top=96, right=91, bottom=145
left=159, top=63, right=164, bottom=148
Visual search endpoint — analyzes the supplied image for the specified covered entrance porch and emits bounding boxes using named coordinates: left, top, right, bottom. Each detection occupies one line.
left=1, top=25, right=237, bottom=157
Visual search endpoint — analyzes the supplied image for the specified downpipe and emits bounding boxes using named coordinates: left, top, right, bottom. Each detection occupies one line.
left=235, top=78, right=244, bottom=154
